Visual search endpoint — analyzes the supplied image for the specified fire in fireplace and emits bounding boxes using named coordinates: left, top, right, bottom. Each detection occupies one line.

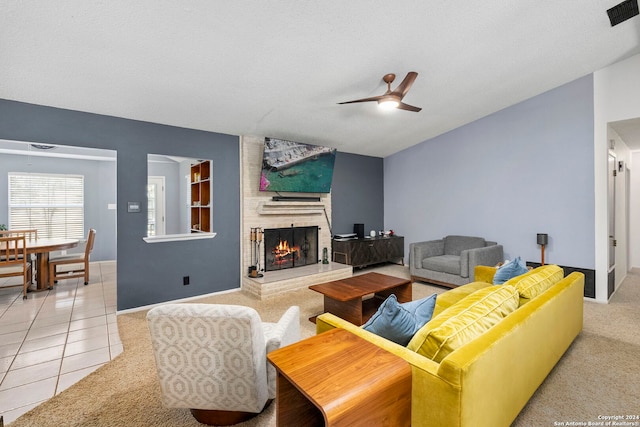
left=264, top=226, right=319, bottom=271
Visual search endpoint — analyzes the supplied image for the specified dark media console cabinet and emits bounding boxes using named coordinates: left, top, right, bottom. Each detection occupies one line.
left=332, top=235, right=404, bottom=268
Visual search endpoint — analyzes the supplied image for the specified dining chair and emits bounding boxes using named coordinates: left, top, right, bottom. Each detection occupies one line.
left=0, top=235, right=32, bottom=299
left=0, top=228, right=38, bottom=240
left=48, top=228, right=96, bottom=287
left=0, top=229, right=38, bottom=279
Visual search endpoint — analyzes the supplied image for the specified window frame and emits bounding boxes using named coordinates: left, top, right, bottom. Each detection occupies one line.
left=8, top=172, right=85, bottom=239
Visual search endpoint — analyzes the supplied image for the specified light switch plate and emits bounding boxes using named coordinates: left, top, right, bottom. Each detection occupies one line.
left=127, top=202, right=141, bottom=213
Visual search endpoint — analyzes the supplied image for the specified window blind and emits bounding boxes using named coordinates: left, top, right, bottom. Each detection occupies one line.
left=8, top=172, right=85, bottom=239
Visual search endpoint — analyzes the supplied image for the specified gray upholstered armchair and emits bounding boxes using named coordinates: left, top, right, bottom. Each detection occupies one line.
left=147, top=303, right=300, bottom=426
left=410, top=235, right=503, bottom=288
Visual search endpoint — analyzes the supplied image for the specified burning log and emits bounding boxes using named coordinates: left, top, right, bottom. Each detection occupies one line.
left=271, top=239, right=300, bottom=265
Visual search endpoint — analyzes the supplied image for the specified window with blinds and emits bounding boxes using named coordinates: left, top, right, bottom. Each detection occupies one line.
left=8, top=172, right=85, bottom=239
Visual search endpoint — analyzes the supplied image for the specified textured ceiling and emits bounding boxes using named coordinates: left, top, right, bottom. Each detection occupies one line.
left=1, top=1, right=639, bottom=157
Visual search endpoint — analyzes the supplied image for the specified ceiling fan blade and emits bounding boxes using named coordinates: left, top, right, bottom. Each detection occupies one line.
left=391, top=72, right=418, bottom=98
left=338, top=95, right=384, bottom=105
left=397, top=102, right=422, bottom=112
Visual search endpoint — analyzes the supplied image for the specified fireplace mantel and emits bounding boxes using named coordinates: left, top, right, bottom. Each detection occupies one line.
left=257, top=201, right=326, bottom=215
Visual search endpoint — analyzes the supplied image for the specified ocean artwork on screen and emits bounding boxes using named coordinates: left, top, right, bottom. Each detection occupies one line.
left=259, top=138, right=337, bottom=194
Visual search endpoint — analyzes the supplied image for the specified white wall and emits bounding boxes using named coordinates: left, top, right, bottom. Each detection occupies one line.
left=594, top=53, right=640, bottom=302
left=385, top=76, right=595, bottom=271
left=632, top=151, right=640, bottom=268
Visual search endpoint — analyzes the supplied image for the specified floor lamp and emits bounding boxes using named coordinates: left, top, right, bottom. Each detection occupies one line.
left=537, top=233, right=548, bottom=265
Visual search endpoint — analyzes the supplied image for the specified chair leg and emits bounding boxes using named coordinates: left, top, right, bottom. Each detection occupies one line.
left=29, top=254, right=35, bottom=284
left=190, top=408, right=262, bottom=426
left=189, top=400, right=272, bottom=426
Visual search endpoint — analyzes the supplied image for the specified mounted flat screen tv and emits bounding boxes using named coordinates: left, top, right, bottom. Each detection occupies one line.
left=259, top=137, right=337, bottom=193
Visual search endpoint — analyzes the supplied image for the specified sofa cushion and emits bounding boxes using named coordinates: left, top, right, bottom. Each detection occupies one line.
left=422, top=255, right=461, bottom=275
left=505, top=264, right=564, bottom=300
left=407, top=285, right=519, bottom=362
left=443, top=235, right=485, bottom=256
left=432, top=281, right=491, bottom=317
left=363, top=294, right=437, bottom=346
left=493, top=257, right=529, bottom=284
left=474, top=265, right=498, bottom=284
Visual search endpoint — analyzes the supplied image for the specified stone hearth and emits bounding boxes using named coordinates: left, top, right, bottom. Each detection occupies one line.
left=242, top=262, right=351, bottom=299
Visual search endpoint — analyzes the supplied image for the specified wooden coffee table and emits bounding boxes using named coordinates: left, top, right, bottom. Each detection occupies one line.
left=267, top=328, right=411, bottom=426
left=309, top=272, right=411, bottom=325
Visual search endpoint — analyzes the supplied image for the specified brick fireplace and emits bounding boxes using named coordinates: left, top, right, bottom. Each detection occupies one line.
left=240, top=136, right=352, bottom=299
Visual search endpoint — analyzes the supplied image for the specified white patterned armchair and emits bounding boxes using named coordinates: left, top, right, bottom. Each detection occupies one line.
left=147, top=303, right=300, bottom=426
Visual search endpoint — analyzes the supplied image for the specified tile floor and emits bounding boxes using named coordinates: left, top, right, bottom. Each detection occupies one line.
left=0, top=261, right=121, bottom=424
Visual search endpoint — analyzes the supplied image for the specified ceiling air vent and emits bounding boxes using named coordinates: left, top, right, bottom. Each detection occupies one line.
left=607, top=0, right=639, bottom=27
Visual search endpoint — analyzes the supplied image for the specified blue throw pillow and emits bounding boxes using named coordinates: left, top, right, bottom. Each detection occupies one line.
left=362, top=293, right=437, bottom=346
left=401, top=293, right=437, bottom=327
left=493, top=256, right=529, bottom=284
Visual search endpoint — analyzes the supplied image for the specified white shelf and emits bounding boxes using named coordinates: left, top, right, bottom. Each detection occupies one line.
left=143, top=232, right=216, bottom=243
left=257, top=201, right=326, bottom=215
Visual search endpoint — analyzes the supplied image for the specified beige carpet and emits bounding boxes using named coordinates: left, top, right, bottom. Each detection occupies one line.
left=9, top=265, right=640, bottom=427
left=513, top=269, right=640, bottom=426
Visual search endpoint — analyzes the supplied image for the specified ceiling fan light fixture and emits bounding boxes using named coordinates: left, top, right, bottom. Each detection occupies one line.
left=378, top=98, right=399, bottom=110
left=338, top=72, right=421, bottom=112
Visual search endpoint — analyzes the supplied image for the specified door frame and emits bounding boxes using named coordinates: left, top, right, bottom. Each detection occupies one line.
left=148, top=176, right=166, bottom=236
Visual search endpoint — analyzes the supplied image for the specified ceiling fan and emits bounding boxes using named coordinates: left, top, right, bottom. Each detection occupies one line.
left=338, top=71, right=422, bottom=112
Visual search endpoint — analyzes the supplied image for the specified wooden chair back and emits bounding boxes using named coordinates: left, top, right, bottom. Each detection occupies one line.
left=49, top=229, right=96, bottom=287
left=0, top=229, right=38, bottom=240
left=85, top=228, right=96, bottom=258
left=0, top=229, right=38, bottom=278
left=0, top=235, right=31, bottom=299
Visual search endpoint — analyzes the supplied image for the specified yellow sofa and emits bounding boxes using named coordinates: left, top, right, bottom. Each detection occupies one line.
left=316, top=265, right=584, bottom=427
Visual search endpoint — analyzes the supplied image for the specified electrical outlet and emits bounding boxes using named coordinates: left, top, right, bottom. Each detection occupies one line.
left=183, top=276, right=190, bottom=286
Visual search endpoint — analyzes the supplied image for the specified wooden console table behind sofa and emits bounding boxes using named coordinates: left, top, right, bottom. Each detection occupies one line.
left=267, top=328, right=411, bottom=427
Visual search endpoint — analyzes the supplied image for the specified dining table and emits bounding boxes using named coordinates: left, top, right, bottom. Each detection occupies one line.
left=25, top=238, right=79, bottom=291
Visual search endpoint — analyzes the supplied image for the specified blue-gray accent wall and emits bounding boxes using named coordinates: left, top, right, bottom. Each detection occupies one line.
left=331, top=152, right=384, bottom=236
left=0, top=99, right=385, bottom=310
left=384, top=75, right=595, bottom=269
left=0, top=99, right=240, bottom=310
